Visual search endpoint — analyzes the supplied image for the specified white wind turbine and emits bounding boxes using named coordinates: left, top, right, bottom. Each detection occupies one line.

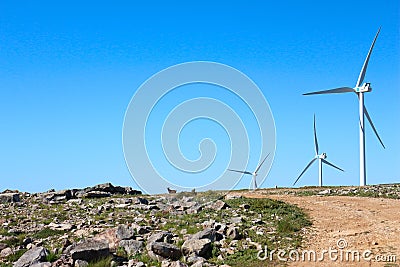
left=303, top=28, right=385, bottom=186
left=293, top=115, right=344, bottom=187
left=228, top=153, right=270, bottom=190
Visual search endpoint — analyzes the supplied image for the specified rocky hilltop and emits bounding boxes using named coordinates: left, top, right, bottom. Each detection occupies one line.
left=0, top=183, right=310, bottom=267
left=2, top=183, right=399, bottom=267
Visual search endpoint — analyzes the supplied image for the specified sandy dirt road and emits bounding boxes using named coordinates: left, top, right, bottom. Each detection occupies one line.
left=240, top=192, right=400, bottom=267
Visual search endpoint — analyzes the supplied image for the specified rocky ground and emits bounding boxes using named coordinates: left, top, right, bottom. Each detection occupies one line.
left=0, top=183, right=310, bottom=267
left=1, top=183, right=399, bottom=267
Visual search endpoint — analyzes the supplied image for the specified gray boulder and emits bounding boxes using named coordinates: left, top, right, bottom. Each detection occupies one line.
left=146, top=231, right=173, bottom=250
left=191, top=228, right=216, bottom=242
left=119, top=240, right=143, bottom=255
left=150, top=242, right=181, bottom=260
left=80, top=191, right=111, bottom=198
left=181, top=239, right=212, bottom=258
left=30, top=263, right=51, bottom=267
left=42, top=190, right=72, bottom=203
left=0, top=243, right=8, bottom=251
left=0, top=193, right=20, bottom=203
left=69, top=239, right=110, bottom=262
left=207, top=200, right=228, bottom=210
left=13, top=246, right=48, bottom=267
left=74, top=259, right=89, bottom=267
left=116, top=225, right=135, bottom=240
left=134, top=197, right=149, bottom=205
left=161, top=261, right=188, bottom=267
left=226, top=226, right=240, bottom=240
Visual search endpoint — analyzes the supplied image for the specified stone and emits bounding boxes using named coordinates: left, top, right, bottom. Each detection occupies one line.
left=0, top=247, right=13, bottom=257
left=186, top=255, right=206, bottom=264
left=48, top=222, right=74, bottom=231
left=93, top=228, right=119, bottom=251
left=136, top=226, right=150, bottom=235
left=30, top=263, right=51, bottom=267
left=0, top=193, right=20, bottom=203
left=226, top=226, right=240, bottom=240
left=230, top=216, right=243, bottom=224
left=239, top=203, right=250, bottom=209
left=134, top=197, right=149, bottom=205
left=80, top=191, right=111, bottom=198
left=207, top=200, right=228, bottom=210
left=43, top=190, right=72, bottom=202
left=119, top=240, right=143, bottom=255
left=74, top=259, right=89, bottom=267
left=22, top=237, right=32, bottom=246
left=116, top=225, right=135, bottom=240
left=191, top=262, right=206, bottom=267
left=161, top=261, right=188, bottom=267
left=146, top=231, right=173, bottom=250
left=191, top=228, right=216, bottom=242
left=150, top=242, right=182, bottom=260
left=181, top=239, right=212, bottom=258
left=186, top=204, right=203, bottom=214
left=318, top=189, right=332, bottom=195
left=13, top=247, right=49, bottom=267
left=70, top=238, right=110, bottom=262
left=0, top=243, right=8, bottom=251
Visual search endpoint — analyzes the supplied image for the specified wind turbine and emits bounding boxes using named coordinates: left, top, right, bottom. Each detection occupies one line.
left=293, top=115, right=344, bottom=187
left=228, top=153, right=270, bottom=190
left=303, top=28, right=385, bottom=186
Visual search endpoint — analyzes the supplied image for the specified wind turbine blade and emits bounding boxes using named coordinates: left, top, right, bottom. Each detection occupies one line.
left=227, top=169, right=253, bottom=175
left=293, top=158, right=317, bottom=186
left=356, top=27, right=381, bottom=87
left=322, top=159, right=344, bottom=172
left=303, top=87, right=354, bottom=96
left=364, top=105, right=385, bottom=148
left=255, top=153, right=270, bottom=174
left=313, top=114, right=319, bottom=155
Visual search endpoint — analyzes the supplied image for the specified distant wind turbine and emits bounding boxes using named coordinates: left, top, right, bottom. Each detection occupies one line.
left=303, top=28, right=385, bottom=186
left=228, top=153, right=270, bottom=190
left=293, top=115, right=344, bottom=187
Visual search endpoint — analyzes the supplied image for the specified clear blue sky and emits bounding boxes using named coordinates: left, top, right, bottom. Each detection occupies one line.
left=0, top=1, right=399, bottom=193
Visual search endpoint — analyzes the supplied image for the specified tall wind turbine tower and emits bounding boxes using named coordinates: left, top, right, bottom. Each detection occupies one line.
left=303, top=28, right=385, bottom=186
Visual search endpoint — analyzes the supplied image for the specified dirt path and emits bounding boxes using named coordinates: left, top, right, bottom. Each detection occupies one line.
left=239, top=192, right=400, bottom=266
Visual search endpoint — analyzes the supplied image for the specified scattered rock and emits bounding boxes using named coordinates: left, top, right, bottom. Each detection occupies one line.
left=30, top=263, right=52, bottom=267
left=226, top=226, right=240, bottom=240
left=150, top=242, right=182, bottom=260
left=116, top=224, right=135, bottom=240
left=119, top=240, right=143, bottom=255
left=191, top=228, right=216, bottom=242
left=181, top=238, right=212, bottom=258
left=74, top=259, right=89, bottom=267
left=0, top=243, right=8, bottom=251
left=207, top=200, right=228, bottom=210
left=13, top=246, right=49, bottom=267
left=48, top=222, right=74, bottom=231
left=70, top=238, right=110, bottom=262
left=318, top=189, right=332, bottom=195
left=80, top=191, right=111, bottom=198
left=0, top=193, right=20, bottom=203
left=0, top=247, right=13, bottom=258
left=161, top=260, right=188, bottom=267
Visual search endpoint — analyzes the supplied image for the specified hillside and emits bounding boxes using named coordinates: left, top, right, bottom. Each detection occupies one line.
left=1, top=183, right=399, bottom=267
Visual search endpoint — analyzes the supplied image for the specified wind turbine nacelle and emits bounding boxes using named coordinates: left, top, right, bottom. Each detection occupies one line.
left=319, top=153, right=327, bottom=159
left=356, top=82, right=372, bottom=93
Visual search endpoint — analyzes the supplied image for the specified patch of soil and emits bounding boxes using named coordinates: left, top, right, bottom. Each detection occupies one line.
left=240, top=192, right=400, bottom=267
